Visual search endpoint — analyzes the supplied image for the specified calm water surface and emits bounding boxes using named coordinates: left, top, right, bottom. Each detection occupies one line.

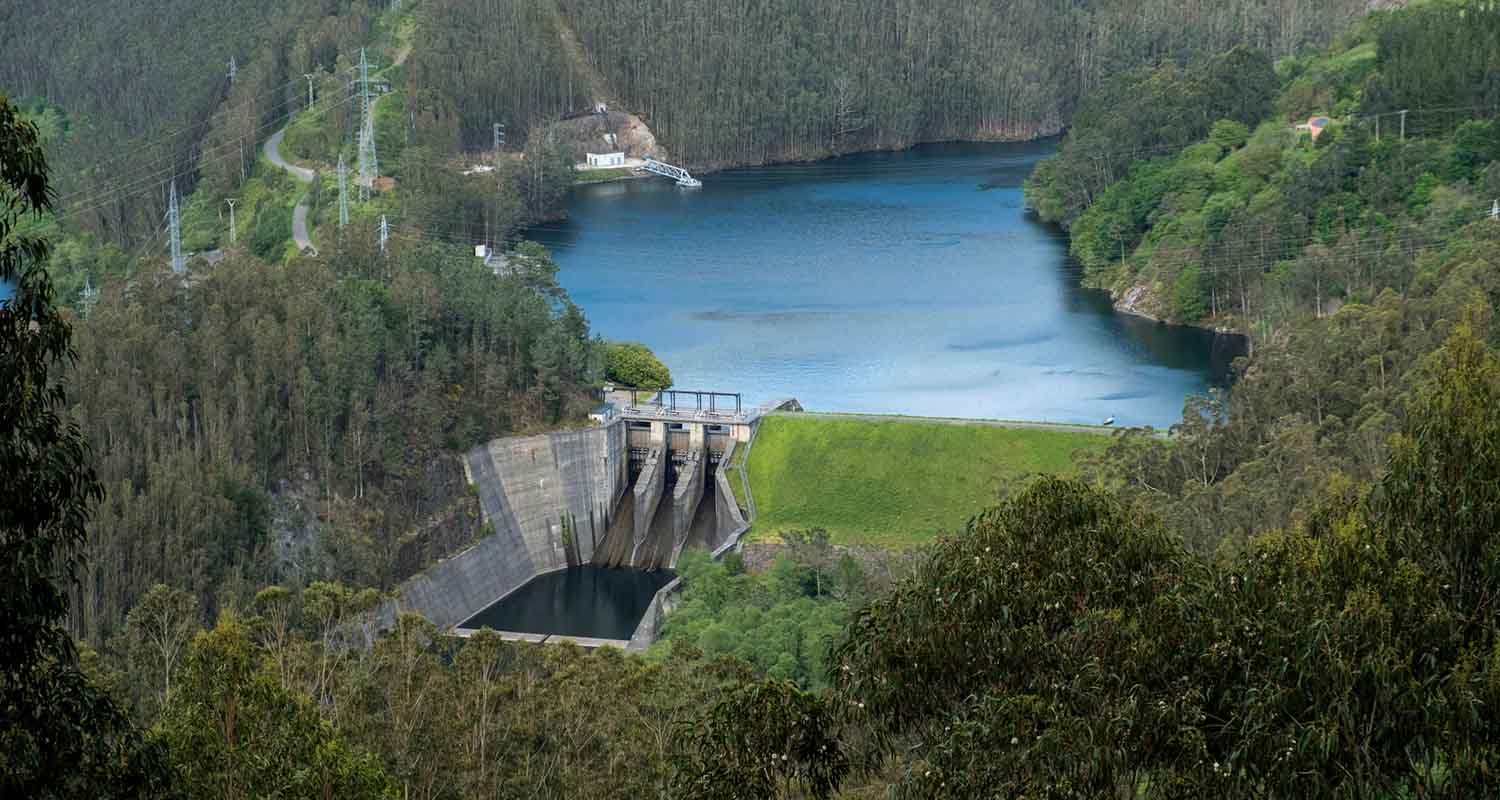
left=531, top=141, right=1241, bottom=428
left=461, top=566, right=673, bottom=640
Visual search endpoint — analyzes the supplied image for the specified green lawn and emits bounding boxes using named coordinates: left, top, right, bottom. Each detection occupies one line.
left=575, top=167, right=637, bottom=183
left=744, top=415, right=1111, bottom=547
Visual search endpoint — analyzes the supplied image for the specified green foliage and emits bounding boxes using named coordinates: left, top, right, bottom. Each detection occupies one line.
left=557, top=0, right=1362, bottom=167
left=153, top=611, right=396, bottom=799
left=671, top=679, right=849, bottom=800
left=1171, top=263, right=1207, bottom=320
left=657, top=548, right=855, bottom=690
left=67, top=236, right=600, bottom=642
left=1362, top=1, right=1500, bottom=138
left=0, top=0, right=379, bottom=243
left=1, top=94, right=171, bottom=798
left=1208, top=119, right=1250, bottom=150
left=603, top=341, right=672, bottom=389
left=822, top=363, right=1500, bottom=796
left=405, top=0, right=591, bottom=151
left=745, top=415, right=1108, bottom=547
left=1026, top=45, right=1279, bottom=229
left=1033, top=2, right=1500, bottom=327
left=249, top=205, right=294, bottom=259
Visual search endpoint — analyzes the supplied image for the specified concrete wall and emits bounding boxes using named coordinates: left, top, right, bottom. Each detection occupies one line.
left=630, top=449, right=665, bottom=564
left=390, top=422, right=627, bottom=629
left=627, top=577, right=682, bottom=651
left=711, top=442, right=751, bottom=558
left=668, top=450, right=705, bottom=566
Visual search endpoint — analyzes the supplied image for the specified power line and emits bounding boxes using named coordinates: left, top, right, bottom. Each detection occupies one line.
left=52, top=90, right=359, bottom=226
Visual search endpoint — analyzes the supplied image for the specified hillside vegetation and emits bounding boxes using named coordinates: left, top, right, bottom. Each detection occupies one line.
left=550, top=0, right=1374, bottom=167
left=1028, top=1, right=1500, bottom=329
left=1021, top=0, right=1500, bottom=559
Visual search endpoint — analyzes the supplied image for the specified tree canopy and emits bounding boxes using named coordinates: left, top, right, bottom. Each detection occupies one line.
left=604, top=341, right=672, bottom=390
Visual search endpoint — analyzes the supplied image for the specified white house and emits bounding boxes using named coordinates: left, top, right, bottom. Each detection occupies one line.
left=586, top=152, right=626, bottom=168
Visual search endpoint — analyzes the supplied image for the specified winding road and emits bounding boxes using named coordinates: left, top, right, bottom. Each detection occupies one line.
left=263, top=128, right=317, bottom=255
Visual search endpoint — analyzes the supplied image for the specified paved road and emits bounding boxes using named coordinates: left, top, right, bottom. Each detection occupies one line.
left=263, top=128, right=316, bottom=254
left=769, top=410, right=1146, bottom=436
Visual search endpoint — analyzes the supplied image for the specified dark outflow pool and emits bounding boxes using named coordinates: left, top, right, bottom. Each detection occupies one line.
left=459, top=566, right=675, bottom=641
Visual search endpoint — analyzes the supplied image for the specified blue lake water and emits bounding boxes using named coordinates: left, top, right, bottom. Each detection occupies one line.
left=530, top=141, right=1242, bottom=428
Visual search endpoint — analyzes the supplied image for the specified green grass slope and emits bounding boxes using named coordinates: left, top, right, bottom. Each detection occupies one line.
left=744, top=415, right=1109, bottom=547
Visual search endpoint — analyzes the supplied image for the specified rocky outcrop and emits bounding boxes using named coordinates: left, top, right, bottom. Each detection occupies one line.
left=1112, top=282, right=1168, bottom=322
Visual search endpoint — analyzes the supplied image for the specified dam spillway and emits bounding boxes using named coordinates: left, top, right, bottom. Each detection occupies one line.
left=388, top=392, right=773, bottom=645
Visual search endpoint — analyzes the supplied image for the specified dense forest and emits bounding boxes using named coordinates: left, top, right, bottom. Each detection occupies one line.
left=66, top=239, right=601, bottom=643
left=1024, top=1, right=1500, bottom=557
left=0, top=0, right=387, bottom=245
left=549, top=0, right=1376, bottom=167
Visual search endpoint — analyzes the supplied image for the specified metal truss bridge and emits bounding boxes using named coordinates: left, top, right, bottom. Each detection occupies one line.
left=640, top=158, right=702, bottom=188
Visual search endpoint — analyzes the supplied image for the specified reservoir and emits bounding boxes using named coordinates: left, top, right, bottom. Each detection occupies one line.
left=460, top=566, right=674, bottom=641
left=530, top=140, right=1241, bottom=428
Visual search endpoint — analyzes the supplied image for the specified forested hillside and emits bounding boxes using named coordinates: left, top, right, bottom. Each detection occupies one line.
left=403, top=0, right=592, bottom=152
left=1024, top=1, right=1500, bottom=557
left=547, top=0, right=1375, bottom=167
left=0, top=0, right=387, bottom=244
left=66, top=241, right=600, bottom=643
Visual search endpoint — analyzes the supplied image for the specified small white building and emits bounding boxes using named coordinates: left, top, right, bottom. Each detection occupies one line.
left=586, top=152, right=626, bottom=168
left=474, top=244, right=491, bottom=259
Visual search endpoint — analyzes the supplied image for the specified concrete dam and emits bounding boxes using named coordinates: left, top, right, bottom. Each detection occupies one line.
left=390, top=391, right=792, bottom=647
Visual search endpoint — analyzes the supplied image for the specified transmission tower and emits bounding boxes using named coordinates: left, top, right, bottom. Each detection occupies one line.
left=494, top=123, right=506, bottom=151
left=1492, top=199, right=1499, bottom=221
left=168, top=181, right=185, bottom=274
left=358, top=113, right=378, bottom=201
left=352, top=49, right=381, bottom=201
left=226, top=198, right=237, bottom=245
left=337, top=155, right=350, bottom=227
left=227, top=56, right=237, bottom=83
left=303, top=73, right=317, bottom=110
left=379, top=215, right=389, bottom=255
left=80, top=276, right=99, bottom=319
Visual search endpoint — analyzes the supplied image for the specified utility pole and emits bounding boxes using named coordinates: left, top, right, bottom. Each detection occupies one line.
left=379, top=215, right=389, bottom=255
left=303, top=73, right=317, bottom=110
left=167, top=181, right=184, bottom=274
left=227, top=56, right=237, bottom=83
left=337, top=155, right=350, bottom=227
left=1399, top=109, right=1408, bottom=141
left=226, top=198, right=237, bottom=245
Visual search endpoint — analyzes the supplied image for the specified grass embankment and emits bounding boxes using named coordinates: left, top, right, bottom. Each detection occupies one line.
left=745, top=415, right=1110, bottom=547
